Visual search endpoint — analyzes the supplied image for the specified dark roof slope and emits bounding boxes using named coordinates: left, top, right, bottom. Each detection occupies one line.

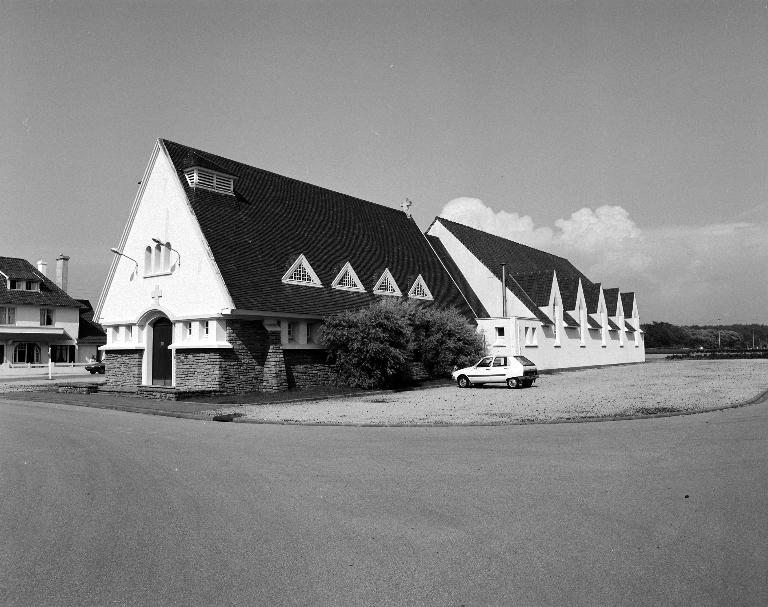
left=76, top=299, right=107, bottom=342
left=435, top=218, right=594, bottom=286
left=583, top=282, right=602, bottom=314
left=603, top=288, right=620, bottom=316
left=0, top=257, right=84, bottom=308
left=161, top=140, right=474, bottom=319
left=509, top=271, right=553, bottom=308
left=620, top=292, right=635, bottom=317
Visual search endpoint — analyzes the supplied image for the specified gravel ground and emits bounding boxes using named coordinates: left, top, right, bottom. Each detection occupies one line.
left=203, top=358, right=768, bottom=425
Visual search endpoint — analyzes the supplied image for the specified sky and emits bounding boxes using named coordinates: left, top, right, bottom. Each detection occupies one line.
left=2, top=0, right=767, bottom=324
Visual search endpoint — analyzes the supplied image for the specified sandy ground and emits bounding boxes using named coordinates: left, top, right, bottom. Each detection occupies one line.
left=203, top=358, right=768, bottom=425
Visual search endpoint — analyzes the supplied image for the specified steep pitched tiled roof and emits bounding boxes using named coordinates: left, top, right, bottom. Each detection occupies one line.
left=435, top=218, right=594, bottom=285
left=505, top=274, right=554, bottom=325
left=603, top=288, right=620, bottom=316
left=0, top=257, right=84, bottom=308
left=556, top=274, right=582, bottom=310
left=508, top=271, right=554, bottom=307
left=161, top=140, right=474, bottom=319
left=621, top=292, right=635, bottom=318
left=583, top=282, right=602, bottom=315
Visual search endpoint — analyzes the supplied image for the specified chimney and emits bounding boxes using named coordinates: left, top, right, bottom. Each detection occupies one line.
left=37, top=259, right=47, bottom=276
left=56, top=254, right=70, bottom=292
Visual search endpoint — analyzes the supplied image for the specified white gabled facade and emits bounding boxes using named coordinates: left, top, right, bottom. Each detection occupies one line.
left=97, top=141, right=235, bottom=387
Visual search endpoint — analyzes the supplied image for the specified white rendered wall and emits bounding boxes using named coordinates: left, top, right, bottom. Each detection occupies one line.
left=99, top=146, right=234, bottom=327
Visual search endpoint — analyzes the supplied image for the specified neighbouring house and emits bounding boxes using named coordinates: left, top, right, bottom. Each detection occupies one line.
left=425, top=218, right=645, bottom=369
left=0, top=255, right=106, bottom=372
left=96, top=139, right=643, bottom=395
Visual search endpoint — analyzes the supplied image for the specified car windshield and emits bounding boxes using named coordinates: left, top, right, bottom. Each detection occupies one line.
left=514, top=355, right=535, bottom=366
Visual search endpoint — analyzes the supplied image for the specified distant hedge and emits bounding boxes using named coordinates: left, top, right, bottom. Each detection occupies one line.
left=321, top=300, right=483, bottom=389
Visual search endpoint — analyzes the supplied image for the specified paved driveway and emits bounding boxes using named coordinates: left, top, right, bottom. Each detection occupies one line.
left=1, top=396, right=766, bottom=606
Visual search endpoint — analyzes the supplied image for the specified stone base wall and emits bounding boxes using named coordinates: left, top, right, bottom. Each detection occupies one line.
left=105, top=351, right=143, bottom=389
left=175, top=350, right=227, bottom=390
left=284, top=349, right=338, bottom=389
left=217, top=321, right=270, bottom=393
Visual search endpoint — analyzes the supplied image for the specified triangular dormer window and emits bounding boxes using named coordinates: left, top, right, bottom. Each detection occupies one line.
left=282, top=254, right=322, bottom=288
left=183, top=167, right=235, bottom=195
left=373, top=269, right=402, bottom=296
left=331, top=262, right=365, bottom=292
left=407, top=275, right=433, bottom=300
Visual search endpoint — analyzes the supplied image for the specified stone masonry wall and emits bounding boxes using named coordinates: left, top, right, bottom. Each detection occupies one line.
left=104, top=350, right=143, bottom=389
left=216, top=320, right=270, bottom=393
left=284, top=349, right=338, bottom=389
left=175, top=350, right=226, bottom=390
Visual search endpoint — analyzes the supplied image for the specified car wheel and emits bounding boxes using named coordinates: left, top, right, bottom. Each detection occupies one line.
left=506, top=377, right=519, bottom=389
left=457, top=375, right=470, bottom=388
left=89, top=369, right=96, bottom=374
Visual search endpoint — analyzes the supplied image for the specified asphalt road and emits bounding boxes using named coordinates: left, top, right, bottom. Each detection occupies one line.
left=1, top=396, right=767, bottom=606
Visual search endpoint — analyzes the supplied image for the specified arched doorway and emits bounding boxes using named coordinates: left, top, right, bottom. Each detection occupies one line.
left=151, top=317, right=173, bottom=386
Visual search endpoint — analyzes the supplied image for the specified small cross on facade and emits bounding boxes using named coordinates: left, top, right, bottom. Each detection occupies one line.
left=151, top=284, right=163, bottom=306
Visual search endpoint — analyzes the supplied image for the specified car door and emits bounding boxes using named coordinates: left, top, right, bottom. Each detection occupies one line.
left=467, top=356, right=494, bottom=383
left=487, top=356, right=509, bottom=384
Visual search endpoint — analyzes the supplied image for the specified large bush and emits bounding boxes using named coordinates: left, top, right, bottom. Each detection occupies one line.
left=320, top=300, right=483, bottom=388
left=407, top=305, right=484, bottom=377
left=320, top=301, right=413, bottom=388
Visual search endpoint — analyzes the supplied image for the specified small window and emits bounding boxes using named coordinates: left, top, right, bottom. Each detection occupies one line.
left=186, top=322, right=192, bottom=337
left=145, top=246, right=152, bottom=273
left=40, top=308, right=54, bottom=326
left=9, top=279, right=21, bottom=290
left=14, top=343, right=40, bottom=364
left=373, top=269, right=402, bottom=296
left=496, top=327, right=505, bottom=338
left=331, top=262, right=365, bottom=292
left=282, top=254, right=322, bottom=288
left=0, top=307, right=15, bottom=325
left=127, top=325, right=133, bottom=339
left=203, top=321, right=210, bottom=337
left=307, top=322, right=321, bottom=344
left=407, top=275, right=433, bottom=300
left=287, top=322, right=296, bottom=343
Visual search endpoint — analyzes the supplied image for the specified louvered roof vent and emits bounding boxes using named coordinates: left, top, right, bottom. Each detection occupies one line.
left=183, top=167, right=235, bottom=195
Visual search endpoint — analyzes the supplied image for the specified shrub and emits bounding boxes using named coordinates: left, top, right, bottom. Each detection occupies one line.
left=320, top=300, right=482, bottom=388
left=320, top=300, right=413, bottom=388
left=407, top=305, right=484, bottom=377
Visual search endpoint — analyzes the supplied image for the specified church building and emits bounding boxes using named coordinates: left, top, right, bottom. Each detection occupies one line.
left=96, top=139, right=643, bottom=394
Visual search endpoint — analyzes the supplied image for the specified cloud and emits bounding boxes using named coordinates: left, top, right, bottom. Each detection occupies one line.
left=439, top=197, right=767, bottom=323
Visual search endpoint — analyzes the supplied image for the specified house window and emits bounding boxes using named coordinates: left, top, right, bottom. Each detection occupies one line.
left=127, top=325, right=133, bottom=340
left=154, top=243, right=162, bottom=273
left=203, top=321, right=210, bottom=337
left=14, top=343, right=41, bottom=364
left=495, top=326, right=505, bottom=345
left=307, top=322, right=321, bottom=344
left=8, top=279, right=36, bottom=290
left=287, top=322, right=296, bottom=343
left=0, top=307, right=15, bottom=325
left=186, top=322, right=193, bottom=337
left=183, top=167, right=235, bottom=195
left=40, top=308, right=54, bottom=326
left=145, top=246, right=152, bottom=273
left=51, top=345, right=75, bottom=363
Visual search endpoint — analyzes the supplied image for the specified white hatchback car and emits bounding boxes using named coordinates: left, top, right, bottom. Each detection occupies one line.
left=452, top=355, right=539, bottom=389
